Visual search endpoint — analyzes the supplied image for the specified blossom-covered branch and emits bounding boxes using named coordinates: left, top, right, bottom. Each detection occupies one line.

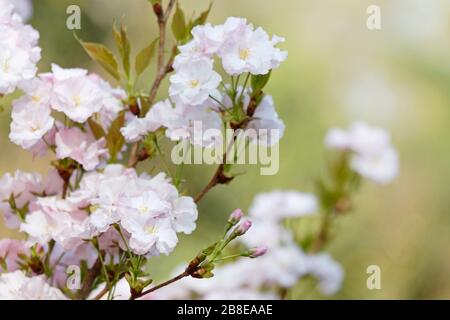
left=0, top=0, right=398, bottom=300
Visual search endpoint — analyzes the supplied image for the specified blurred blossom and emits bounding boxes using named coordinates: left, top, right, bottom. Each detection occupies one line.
left=249, top=190, right=318, bottom=222
left=0, top=0, right=33, bottom=22
left=326, top=122, right=399, bottom=184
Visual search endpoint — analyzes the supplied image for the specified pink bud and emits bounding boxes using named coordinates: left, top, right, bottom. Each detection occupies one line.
left=234, top=220, right=252, bottom=236
left=248, top=246, right=268, bottom=258
left=228, top=209, right=244, bottom=224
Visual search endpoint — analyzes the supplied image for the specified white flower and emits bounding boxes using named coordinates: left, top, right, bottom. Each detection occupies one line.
left=239, top=219, right=292, bottom=249
left=258, top=246, right=309, bottom=288
left=219, top=17, right=287, bottom=75
left=55, top=127, right=107, bottom=171
left=50, top=64, right=103, bottom=123
left=0, top=5, right=40, bottom=94
left=221, top=89, right=285, bottom=146
left=173, top=23, right=225, bottom=69
left=88, top=175, right=134, bottom=234
left=0, top=270, right=67, bottom=300
left=351, top=146, right=399, bottom=184
left=9, top=97, right=54, bottom=150
left=171, top=197, right=197, bottom=234
left=88, top=73, right=126, bottom=129
left=244, top=95, right=285, bottom=146
left=0, top=239, right=28, bottom=272
left=249, top=190, right=318, bottom=222
left=120, top=100, right=170, bottom=143
left=0, top=170, right=42, bottom=229
left=123, top=217, right=178, bottom=256
left=169, top=58, right=221, bottom=106
left=0, top=0, right=33, bottom=21
left=162, top=102, right=223, bottom=147
left=20, top=196, right=87, bottom=250
left=325, top=122, right=399, bottom=184
left=70, top=165, right=198, bottom=255
left=304, top=253, right=344, bottom=295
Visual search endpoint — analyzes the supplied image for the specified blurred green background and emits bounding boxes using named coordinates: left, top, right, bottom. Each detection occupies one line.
left=1, top=0, right=450, bottom=299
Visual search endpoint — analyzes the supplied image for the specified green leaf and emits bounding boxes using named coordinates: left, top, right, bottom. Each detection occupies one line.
left=191, top=2, right=213, bottom=28
left=113, top=22, right=131, bottom=78
left=77, top=37, right=120, bottom=80
left=171, top=4, right=187, bottom=41
left=251, top=71, right=271, bottom=93
left=87, top=118, right=106, bottom=140
left=106, top=111, right=125, bottom=160
left=135, top=38, right=158, bottom=76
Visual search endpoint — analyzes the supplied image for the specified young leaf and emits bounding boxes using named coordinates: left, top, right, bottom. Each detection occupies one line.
left=191, top=2, right=213, bottom=28
left=172, top=4, right=186, bottom=41
left=135, top=38, right=158, bottom=76
left=106, top=111, right=125, bottom=160
left=251, top=71, right=271, bottom=93
left=87, top=118, right=106, bottom=140
left=113, top=22, right=131, bottom=78
left=77, top=38, right=120, bottom=81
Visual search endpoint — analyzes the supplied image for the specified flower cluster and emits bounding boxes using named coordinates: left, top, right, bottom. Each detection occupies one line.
left=0, top=270, right=67, bottom=300
left=0, top=0, right=33, bottom=21
left=0, top=1, right=399, bottom=301
left=9, top=64, right=126, bottom=161
left=99, top=191, right=343, bottom=300
left=325, top=122, right=399, bottom=184
left=0, top=165, right=198, bottom=257
left=0, top=1, right=40, bottom=95
left=122, top=17, right=287, bottom=148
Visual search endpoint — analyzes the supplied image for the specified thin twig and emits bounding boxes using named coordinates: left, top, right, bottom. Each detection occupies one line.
left=77, top=258, right=102, bottom=300
left=130, top=270, right=189, bottom=300
left=194, top=131, right=239, bottom=203
left=127, top=1, right=177, bottom=168
left=194, top=164, right=224, bottom=203
left=92, top=286, right=109, bottom=300
left=309, top=210, right=334, bottom=253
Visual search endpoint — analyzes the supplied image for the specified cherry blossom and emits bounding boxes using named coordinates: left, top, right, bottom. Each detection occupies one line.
left=0, top=3, right=399, bottom=301
left=50, top=64, right=104, bottom=123
left=20, top=196, right=88, bottom=250
left=0, top=0, right=33, bottom=21
left=0, top=170, right=42, bottom=228
left=218, top=17, right=287, bottom=75
left=0, top=239, right=28, bottom=272
left=55, top=127, right=108, bottom=171
left=169, top=58, right=221, bottom=106
left=9, top=98, right=54, bottom=150
left=0, top=3, right=40, bottom=94
left=249, top=190, right=318, bottom=221
left=325, top=122, right=399, bottom=184
left=0, top=270, right=67, bottom=300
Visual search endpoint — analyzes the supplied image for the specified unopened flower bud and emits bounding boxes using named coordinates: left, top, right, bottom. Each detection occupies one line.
left=228, top=209, right=243, bottom=225
left=234, top=220, right=252, bottom=236
left=247, top=246, right=268, bottom=258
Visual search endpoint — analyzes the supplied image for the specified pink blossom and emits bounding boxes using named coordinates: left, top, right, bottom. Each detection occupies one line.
left=55, top=127, right=107, bottom=171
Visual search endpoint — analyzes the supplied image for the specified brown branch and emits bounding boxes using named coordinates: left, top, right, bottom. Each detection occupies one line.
left=127, top=142, right=140, bottom=167
left=309, top=214, right=331, bottom=253
left=77, top=257, right=102, bottom=300
left=194, top=131, right=238, bottom=203
left=127, top=1, right=177, bottom=168
left=146, top=45, right=177, bottom=113
left=130, top=270, right=189, bottom=300
left=92, top=285, right=109, bottom=300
